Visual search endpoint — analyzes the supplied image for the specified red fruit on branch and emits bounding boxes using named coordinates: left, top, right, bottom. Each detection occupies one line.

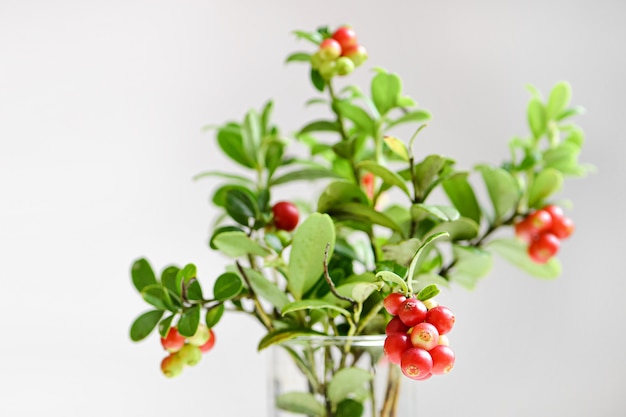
left=544, top=205, right=575, bottom=239
left=385, top=316, right=410, bottom=336
left=398, top=298, right=428, bottom=327
left=384, top=333, right=412, bottom=365
left=425, top=306, right=456, bottom=335
left=429, top=345, right=456, bottom=375
left=272, top=201, right=299, bottom=231
left=331, top=26, right=358, bottom=50
left=527, top=209, right=553, bottom=234
left=178, top=344, right=202, bottom=366
left=199, top=329, right=216, bottom=353
left=400, top=348, right=433, bottom=380
left=336, top=56, right=355, bottom=76
left=410, top=322, right=440, bottom=351
left=160, top=353, right=184, bottom=378
left=528, top=232, right=560, bottom=263
left=342, top=44, right=368, bottom=67
left=318, top=38, right=342, bottom=61
left=515, top=217, right=536, bottom=244
left=384, top=292, right=407, bottom=315
left=161, top=327, right=185, bottom=352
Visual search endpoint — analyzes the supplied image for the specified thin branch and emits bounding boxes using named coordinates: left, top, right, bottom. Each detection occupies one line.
left=235, top=261, right=274, bottom=331
left=323, top=243, right=357, bottom=306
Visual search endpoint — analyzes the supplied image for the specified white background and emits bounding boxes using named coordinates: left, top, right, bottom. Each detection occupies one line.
left=1, top=1, right=625, bottom=416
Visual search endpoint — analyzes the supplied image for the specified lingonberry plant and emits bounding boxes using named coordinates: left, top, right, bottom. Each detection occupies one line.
left=129, top=24, right=589, bottom=416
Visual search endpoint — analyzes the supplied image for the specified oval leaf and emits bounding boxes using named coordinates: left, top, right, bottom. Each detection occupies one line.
left=371, top=71, right=402, bottom=116
left=546, top=81, right=572, bottom=121
left=527, top=98, right=546, bottom=139
left=213, top=272, right=243, bottom=301
left=213, top=231, right=270, bottom=258
left=130, top=310, right=164, bottom=342
left=528, top=168, right=564, bottom=208
left=477, top=165, right=521, bottom=221
left=416, top=284, right=440, bottom=301
left=328, top=367, right=373, bottom=405
left=177, top=305, right=201, bottom=337
left=205, top=304, right=225, bottom=328
left=487, top=238, right=561, bottom=279
left=276, top=392, right=325, bottom=417
left=245, top=268, right=291, bottom=310
left=158, top=314, right=175, bottom=338
left=357, top=160, right=410, bottom=197
left=442, top=173, right=482, bottom=224
left=131, top=258, right=157, bottom=293
left=383, top=136, right=410, bottom=161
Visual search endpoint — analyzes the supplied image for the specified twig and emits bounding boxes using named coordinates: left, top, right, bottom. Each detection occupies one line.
left=323, top=243, right=357, bottom=306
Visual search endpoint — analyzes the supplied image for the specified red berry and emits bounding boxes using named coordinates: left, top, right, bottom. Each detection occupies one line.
left=543, top=205, right=564, bottom=220
left=410, top=322, right=439, bottom=351
left=429, top=345, right=456, bottom=375
left=384, top=334, right=412, bottom=365
left=514, top=217, right=536, bottom=244
left=384, top=293, right=407, bottom=315
left=425, top=306, right=456, bottom=335
left=552, top=215, right=575, bottom=239
left=177, top=344, right=202, bottom=366
left=400, top=348, right=433, bottom=380
left=318, top=38, right=342, bottom=61
left=199, top=329, right=216, bottom=353
left=528, top=232, right=560, bottom=263
left=272, top=201, right=299, bottom=231
left=342, top=44, right=368, bottom=67
left=385, top=316, right=410, bottom=336
left=331, top=26, right=358, bottom=50
left=414, top=372, right=433, bottom=381
left=398, top=298, right=427, bottom=327
left=160, top=327, right=185, bottom=352
left=160, top=353, right=184, bottom=378
left=527, top=209, right=553, bottom=234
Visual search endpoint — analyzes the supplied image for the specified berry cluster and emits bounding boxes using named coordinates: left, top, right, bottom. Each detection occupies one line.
left=383, top=293, right=456, bottom=381
left=311, top=26, right=368, bottom=79
left=515, top=205, right=575, bottom=264
left=160, top=325, right=215, bottom=378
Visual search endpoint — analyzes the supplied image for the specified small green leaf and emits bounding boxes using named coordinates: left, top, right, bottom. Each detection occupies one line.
left=528, top=168, right=564, bottom=208
left=281, top=300, right=352, bottom=317
left=131, top=258, right=157, bottom=293
left=413, top=155, right=448, bottom=198
left=186, top=279, right=203, bottom=301
left=333, top=101, right=376, bottom=137
left=257, top=328, right=326, bottom=351
left=488, top=238, right=561, bottom=279
left=328, top=367, right=373, bottom=405
left=260, top=99, right=274, bottom=136
left=448, top=246, right=493, bottom=290
left=477, top=165, right=520, bottom=221
left=299, top=120, right=341, bottom=134
left=276, top=392, right=325, bottom=417
left=357, top=160, right=410, bottom=197
left=177, top=305, right=201, bottom=337
left=416, top=284, right=440, bottom=301
left=225, top=188, right=259, bottom=226
left=158, top=314, right=175, bottom=338
left=386, top=109, right=431, bottom=129
left=216, top=125, right=255, bottom=168
left=141, top=284, right=174, bottom=311
left=407, top=232, right=449, bottom=284
left=130, top=310, right=164, bottom=342
left=376, top=270, right=409, bottom=294
left=317, top=181, right=369, bottom=213
left=292, top=30, right=323, bottom=45
left=352, top=282, right=383, bottom=303
left=383, top=136, right=410, bottom=161
left=381, top=238, right=421, bottom=267
left=245, top=268, right=291, bottom=310
left=426, top=217, right=480, bottom=241
left=371, top=71, right=402, bottom=116
left=205, top=304, right=225, bottom=328
left=264, top=141, right=284, bottom=177
left=546, top=81, right=572, bottom=121
left=411, top=204, right=460, bottom=222
left=310, top=69, right=325, bottom=92
left=213, top=272, right=243, bottom=301
left=212, top=184, right=254, bottom=208
left=329, top=203, right=403, bottom=233
left=209, top=225, right=245, bottom=250
left=336, top=399, right=364, bottom=417
left=271, top=168, right=343, bottom=186
left=285, top=51, right=311, bottom=63
left=528, top=98, right=546, bottom=139
left=442, top=173, right=482, bottom=224
left=241, top=109, right=262, bottom=167
left=556, top=106, right=585, bottom=121
left=213, top=231, right=271, bottom=258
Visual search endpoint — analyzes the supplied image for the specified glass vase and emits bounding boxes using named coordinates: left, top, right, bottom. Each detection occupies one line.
left=268, top=335, right=416, bottom=417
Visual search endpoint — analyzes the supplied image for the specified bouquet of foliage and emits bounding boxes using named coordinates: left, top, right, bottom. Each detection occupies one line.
left=129, top=24, right=588, bottom=416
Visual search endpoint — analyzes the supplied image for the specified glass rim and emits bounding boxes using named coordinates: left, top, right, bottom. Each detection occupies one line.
left=279, top=334, right=386, bottom=348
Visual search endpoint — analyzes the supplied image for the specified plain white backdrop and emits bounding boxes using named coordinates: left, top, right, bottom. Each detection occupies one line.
left=1, top=1, right=625, bottom=416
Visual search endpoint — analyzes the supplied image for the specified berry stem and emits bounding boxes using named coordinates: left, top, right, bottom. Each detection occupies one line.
left=235, top=261, right=274, bottom=330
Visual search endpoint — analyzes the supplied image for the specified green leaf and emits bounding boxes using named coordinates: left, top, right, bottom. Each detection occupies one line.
left=447, top=246, right=493, bottom=290
left=328, top=367, right=373, bottom=405
left=546, top=81, right=572, bottom=121
left=212, top=184, right=253, bottom=208
left=528, top=168, right=564, bottom=208
left=241, top=110, right=261, bottom=167
left=285, top=51, right=311, bottom=63
left=411, top=204, right=460, bottom=222
left=426, top=217, right=480, bottom=241
left=292, top=30, right=323, bottom=45
left=281, top=300, right=352, bottom=317
left=352, top=282, right=383, bottom=303
left=158, top=314, right=175, bottom=338
left=209, top=226, right=245, bottom=249
left=264, top=140, right=284, bottom=177
left=130, top=310, right=164, bottom=342
left=257, top=328, right=326, bottom=351
left=336, top=399, right=364, bottom=417
left=377, top=270, right=409, bottom=294
left=216, top=125, right=255, bottom=168
left=213, top=231, right=271, bottom=258
left=556, top=106, right=585, bottom=121
left=413, top=155, right=448, bottom=198
left=299, top=120, right=341, bottom=134
left=225, top=188, right=259, bottom=226
left=276, top=392, right=325, bottom=417
left=381, top=238, right=421, bottom=267
left=488, top=238, right=561, bottom=279
left=371, top=71, right=402, bottom=116
left=407, top=232, right=449, bottom=284
left=416, top=284, right=440, bottom=301
left=329, top=203, right=403, bottom=233
left=213, top=272, right=243, bottom=301
left=442, top=173, right=482, bottom=224
left=333, top=101, right=376, bottom=137
left=528, top=98, right=546, bottom=139
left=357, top=160, right=410, bottom=197
left=271, top=168, right=343, bottom=186
left=383, top=136, right=410, bottom=161
left=387, top=109, right=432, bottom=130
left=317, top=181, right=369, bottom=213
left=186, top=279, right=203, bottom=301
left=245, top=268, right=291, bottom=310
left=131, top=258, right=157, bottom=293
left=260, top=99, right=274, bottom=136
left=177, top=305, right=201, bottom=337
left=477, top=165, right=520, bottom=221
left=288, top=213, right=336, bottom=299
left=205, top=304, right=225, bottom=328
left=192, top=170, right=253, bottom=184
left=141, top=284, right=174, bottom=311
left=310, top=69, right=325, bottom=92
